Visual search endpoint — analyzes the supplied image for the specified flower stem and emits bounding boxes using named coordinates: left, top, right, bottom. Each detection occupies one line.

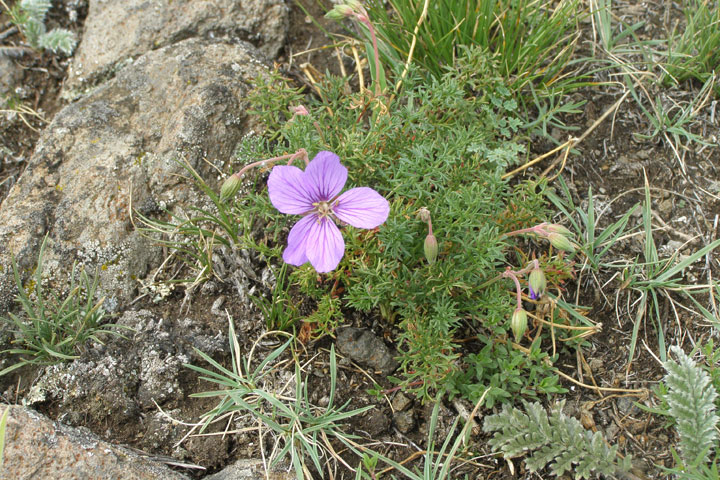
left=232, top=148, right=308, bottom=180
left=356, top=8, right=382, bottom=96
left=502, top=268, right=524, bottom=310
left=503, top=222, right=546, bottom=238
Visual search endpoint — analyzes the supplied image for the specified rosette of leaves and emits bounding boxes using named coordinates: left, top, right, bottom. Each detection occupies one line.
left=483, top=400, right=632, bottom=479
left=6, top=0, right=76, bottom=55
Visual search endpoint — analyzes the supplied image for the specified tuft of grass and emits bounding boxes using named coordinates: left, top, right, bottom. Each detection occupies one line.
left=184, top=315, right=375, bottom=479
left=664, top=0, right=720, bottom=90
left=547, top=176, right=640, bottom=273
left=0, top=235, right=124, bottom=375
left=362, top=0, right=582, bottom=87
left=622, top=179, right=720, bottom=369
left=342, top=0, right=592, bottom=135
left=0, top=406, right=8, bottom=469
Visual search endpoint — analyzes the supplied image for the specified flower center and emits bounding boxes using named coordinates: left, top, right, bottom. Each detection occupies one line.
left=314, top=201, right=332, bottom=218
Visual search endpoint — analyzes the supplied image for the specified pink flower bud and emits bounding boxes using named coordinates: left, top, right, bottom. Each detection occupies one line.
left=544, top=223, right=573, bottom=236
left=416, top=207, right=431, bottom=223
left=325, top=4, right=355, bottom=19
left=290, top=105, right=309, bottom=116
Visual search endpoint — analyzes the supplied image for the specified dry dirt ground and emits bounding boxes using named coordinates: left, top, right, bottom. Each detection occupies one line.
left=1, top=0, right=719, bottom=479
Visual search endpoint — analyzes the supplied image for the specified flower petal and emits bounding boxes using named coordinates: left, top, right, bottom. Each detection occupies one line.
left=268, top=165, right=316, bottom=214
left=282, top=214, right=316, bottom=266
left=333, top=187, right=389, bottom=229
left=304, top=151, right=347, bottom=201
left=305, top=217, right=345, bottom=273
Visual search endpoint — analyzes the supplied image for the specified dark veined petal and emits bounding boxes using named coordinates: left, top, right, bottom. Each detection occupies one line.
left=282, top=214, right=316, bottom=266
left=305, top=216, right=345, bottom=273
left=268, top=165, right=316, bottom=214
left=304, top=151, right=348, bottom=201
left=333, top=187, right=389, bottom=229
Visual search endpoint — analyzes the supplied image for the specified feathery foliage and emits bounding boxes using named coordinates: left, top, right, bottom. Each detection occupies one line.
left=5, top=0, right=76, bottom=55
left=483, top=400, right=632, bottom=479
left=664, top=346, right=719, bottom=466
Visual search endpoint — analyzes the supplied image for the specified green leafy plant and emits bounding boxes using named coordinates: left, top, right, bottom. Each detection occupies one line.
left=185, top=46, right=580, bottom=404
left=2, top=0, right=76, bottom=55
left=0, top=235, right=122, bottom=375
left=483, top=400, right=632, bottom=479
left=664, top=346, right=719, bottom=467
left=449, top=334, right=566, bottom=409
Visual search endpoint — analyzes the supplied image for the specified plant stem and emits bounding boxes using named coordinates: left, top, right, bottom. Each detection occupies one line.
left=502, top=268, right=524, bottom=310
left=356, top=8, right=382, bottom=96
left=231, top=148, right=308, bottom=180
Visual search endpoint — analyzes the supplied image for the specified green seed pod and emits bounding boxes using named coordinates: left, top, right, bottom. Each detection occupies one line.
left=511, top=308, right=528, bottom=342
left=220, top=174, right=242, bottom=202
left=424, top=233, right=438, bottom=264
left=548, top=232, right=575, bottom=252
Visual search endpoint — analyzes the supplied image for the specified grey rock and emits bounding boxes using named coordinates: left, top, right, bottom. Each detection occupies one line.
left=0, top=56, right=23, bottom=97
left=616, top=396, right=640, bottom=416
left=205, top=459, right=293, bottom=480
left=0, top=38, right=268, bottom=312
left=65, top=0, right=288, bottom=93
left=25, top=310, right=202, bottom=430
left=391, top=392, right=413, bottom=412
left=393, top=410, right=416, bottom=434
left=1, top=405, right=190, bottom=479
left=362, top=409, right=391, bottom=437
left=336, top=327, right=399, bottom=375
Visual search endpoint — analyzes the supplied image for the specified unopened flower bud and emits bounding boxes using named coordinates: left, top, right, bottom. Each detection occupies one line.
left=529, top=267, right=546, bottom=299
left=220, top=174, right=242, bottom=202
left=424, top=233, right=438, bottom=264
left=547, top=232, right=575, bottom=252
left=416, top=207, right=431, bottom=223
left=544, top=223, right=573, bottom=237
left=325, top=3, right=355, bottom=19
left=511, top=308, right=528, bottom=342
left=290, top=105, right=309, bottom=116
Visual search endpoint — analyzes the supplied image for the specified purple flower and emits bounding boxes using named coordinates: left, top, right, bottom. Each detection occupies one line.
left=528, top=286, right=539, bottom=300
left=268, top=151, right=390, bottom=273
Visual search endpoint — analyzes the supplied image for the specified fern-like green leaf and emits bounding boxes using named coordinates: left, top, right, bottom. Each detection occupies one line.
left=19, top=0, right=51, bottom=20
left=22, top=17, right=45, bottom=46
left=483, top=400, right=631, bottom=479
left=37, top=29, right=76, bottom=55
left=664, top=346, right=719, bottom=466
